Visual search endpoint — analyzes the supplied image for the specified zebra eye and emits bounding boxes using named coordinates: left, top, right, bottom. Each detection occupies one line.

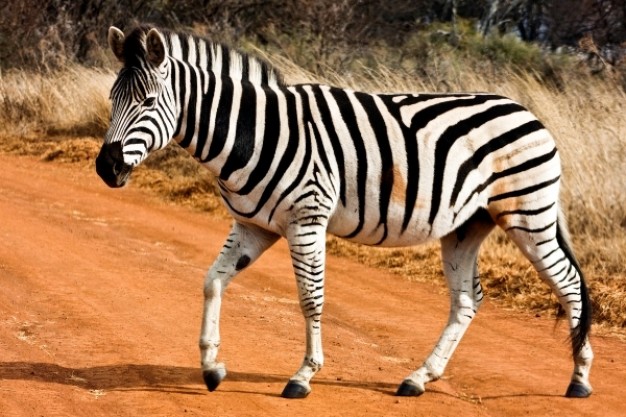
left=143, top=97, right=156, bottom=107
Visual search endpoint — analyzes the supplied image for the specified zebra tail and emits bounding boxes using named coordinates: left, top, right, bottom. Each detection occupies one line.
left=556, top=208, right=592, bottom=357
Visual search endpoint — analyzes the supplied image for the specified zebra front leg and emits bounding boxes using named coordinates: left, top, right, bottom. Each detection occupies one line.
left=200, top=221, right=279, bottom=392
left=281, top=223, right=327, bottom=399
left=398, top=217, right=494, bottom=396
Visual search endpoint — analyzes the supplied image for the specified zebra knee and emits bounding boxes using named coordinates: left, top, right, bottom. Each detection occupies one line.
left=455, top=307, right=477, bottom=325
left=450, top=292, right=478, bottom=325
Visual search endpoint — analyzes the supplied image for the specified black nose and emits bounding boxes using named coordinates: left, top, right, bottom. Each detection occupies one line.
left=96, top=142, right=133, bottom=188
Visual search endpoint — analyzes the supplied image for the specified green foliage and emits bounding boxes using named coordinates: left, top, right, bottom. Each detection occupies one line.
left=263, top=18, right=580, bottom=94
left=468, top=33, right=543, bottom=69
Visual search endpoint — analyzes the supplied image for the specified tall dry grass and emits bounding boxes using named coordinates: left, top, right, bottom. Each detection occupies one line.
left=0, top=65, right=114, bottom=138
left=0, top=52, right=624, bottom=331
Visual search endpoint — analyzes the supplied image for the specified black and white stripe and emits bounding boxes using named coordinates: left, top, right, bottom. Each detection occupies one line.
left=98, top=25, right=594, bottom=399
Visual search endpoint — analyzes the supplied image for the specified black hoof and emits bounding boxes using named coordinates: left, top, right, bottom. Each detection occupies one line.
left=281, top=380, right=311, bottom=399
left=565, top=382, right=592, bottom=398
left=396, top=380, right=425, bottom=397
left=203, top=368, right=226, bottom=392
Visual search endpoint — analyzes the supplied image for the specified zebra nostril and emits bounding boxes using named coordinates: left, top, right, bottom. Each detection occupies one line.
left=112, top=162, right=124, bottom=176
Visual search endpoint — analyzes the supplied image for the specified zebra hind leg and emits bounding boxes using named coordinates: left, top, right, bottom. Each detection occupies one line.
left=501, top=208, right=593, bottom=398
left=397, top=210, right=494, bottom=396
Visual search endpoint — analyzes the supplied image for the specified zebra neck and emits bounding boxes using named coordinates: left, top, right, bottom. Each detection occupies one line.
left=172, top=68, right=294, bottom=194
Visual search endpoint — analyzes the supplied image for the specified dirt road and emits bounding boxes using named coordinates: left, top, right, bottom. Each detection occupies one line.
left=0, top=155, right=624, bottom=416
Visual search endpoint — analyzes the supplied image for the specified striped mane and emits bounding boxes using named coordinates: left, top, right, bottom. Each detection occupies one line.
left=120, top=25, right=283, bottom=87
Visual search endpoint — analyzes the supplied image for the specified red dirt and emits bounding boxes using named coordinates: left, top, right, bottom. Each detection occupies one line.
left=0, top=154, right=625, bottom=417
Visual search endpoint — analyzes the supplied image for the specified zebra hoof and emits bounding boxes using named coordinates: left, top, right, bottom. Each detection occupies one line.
left=565, top=382, right=592, bottom=398
left=203, top=366, right=227, bottom=392
left=396, top=379, right=425, bottom=397
left=281, top=380, right=311, bottom=399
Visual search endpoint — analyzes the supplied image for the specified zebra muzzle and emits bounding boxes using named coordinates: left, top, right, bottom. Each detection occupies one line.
left=96, top=142, right=133, bottom=188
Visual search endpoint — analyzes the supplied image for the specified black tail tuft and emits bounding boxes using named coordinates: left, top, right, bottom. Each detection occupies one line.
left=556, top=213, right=592, bottom=357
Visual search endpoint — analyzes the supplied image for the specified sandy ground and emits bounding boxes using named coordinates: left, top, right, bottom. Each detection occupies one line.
left=1, top=155, right=625, bottom=417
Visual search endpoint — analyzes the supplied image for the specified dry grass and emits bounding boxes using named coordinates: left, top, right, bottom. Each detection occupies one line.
left=0, top=56, right=624, bottom=333
left=0, top=66, right=113, bottom=137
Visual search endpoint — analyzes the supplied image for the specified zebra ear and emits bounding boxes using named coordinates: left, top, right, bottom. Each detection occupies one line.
left=108, top=26, right=125, bottom=63
left=146, top=28, right=167, bottom=67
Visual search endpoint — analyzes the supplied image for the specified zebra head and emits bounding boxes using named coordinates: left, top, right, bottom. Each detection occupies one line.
left=96, top=26, right=176, bottom=188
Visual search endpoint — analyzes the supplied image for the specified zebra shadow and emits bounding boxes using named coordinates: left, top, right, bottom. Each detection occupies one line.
left=0, top=361, right=205, bottom=395
left=0, top=361, right=558, bottom=400
left=0, top=361, right=402, bottom=397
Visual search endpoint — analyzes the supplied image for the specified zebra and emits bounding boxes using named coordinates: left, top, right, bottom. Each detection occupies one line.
left=96, top=24, right=593, bottom=399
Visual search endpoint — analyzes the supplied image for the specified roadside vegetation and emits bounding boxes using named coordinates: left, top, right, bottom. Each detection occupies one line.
left=0, top=7, right=625, bottom=333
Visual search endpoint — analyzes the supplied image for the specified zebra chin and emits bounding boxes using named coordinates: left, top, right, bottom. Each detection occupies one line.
left=96, top=142, right=134, bottom=188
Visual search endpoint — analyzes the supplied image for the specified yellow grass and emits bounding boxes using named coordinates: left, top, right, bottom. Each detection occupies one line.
left=0, top=66, right=113, bottom=137
left=0, top=57, right=624, bottom=333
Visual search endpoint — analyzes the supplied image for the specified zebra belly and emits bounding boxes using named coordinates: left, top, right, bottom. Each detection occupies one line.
left=327, top=200, right=460, bottom=248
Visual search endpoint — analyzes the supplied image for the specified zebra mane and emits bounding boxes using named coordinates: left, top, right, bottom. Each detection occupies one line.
left=121, top=25, right=283, bottom=87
